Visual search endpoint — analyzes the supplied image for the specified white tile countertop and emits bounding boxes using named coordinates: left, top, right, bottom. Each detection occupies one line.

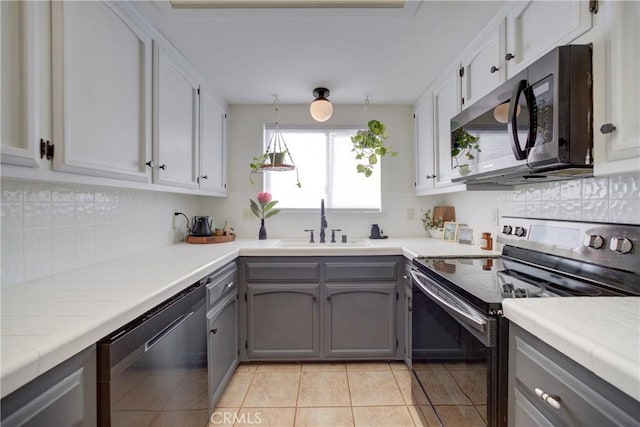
left=0, top=237, right=497, bottom=398
left=503, top=297, right=640, bottom=402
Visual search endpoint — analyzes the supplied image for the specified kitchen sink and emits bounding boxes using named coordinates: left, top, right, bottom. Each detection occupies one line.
left=274, top=239, right=372, bottom=248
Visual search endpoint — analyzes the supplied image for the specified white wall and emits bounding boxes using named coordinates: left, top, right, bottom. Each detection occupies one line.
left=0, top=179, right=205, bottom=287
left=203, top=104, right=438, bottom=239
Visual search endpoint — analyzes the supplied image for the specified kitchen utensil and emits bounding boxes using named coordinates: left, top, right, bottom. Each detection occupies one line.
left=191, top=216, right=214, bottom=236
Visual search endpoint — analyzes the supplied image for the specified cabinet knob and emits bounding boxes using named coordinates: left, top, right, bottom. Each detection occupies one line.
left=505, top=53, right=515, bottom=61
left=159, top=164, right=167, bottom=170
left=327, top=296, right=332, bottom=301
left=210, top=328, right=218, bottom=334
left=490, top=65, right=499, bottom=73
left=312, top=296, right=317, bottom=301
left=534, top=387, right=561, bottom=410
left=145, top=160, right=154, bottom=168
left=201, top=175, right=208, bottom=180
left=599, top=123, right=617, bottom=134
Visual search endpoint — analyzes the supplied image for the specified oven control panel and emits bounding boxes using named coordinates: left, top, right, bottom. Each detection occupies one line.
left=498, top=217, right=640, bottom=274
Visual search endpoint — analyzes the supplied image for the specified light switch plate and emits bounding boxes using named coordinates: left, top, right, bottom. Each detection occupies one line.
left=242, top=208, right=253, bottom=221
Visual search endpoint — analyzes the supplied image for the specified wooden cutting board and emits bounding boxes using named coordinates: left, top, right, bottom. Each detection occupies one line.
left=433, top=206, right=456, bottom=223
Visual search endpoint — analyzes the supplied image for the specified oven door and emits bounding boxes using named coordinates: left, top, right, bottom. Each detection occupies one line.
left=410, top=268, right=506, bottom=427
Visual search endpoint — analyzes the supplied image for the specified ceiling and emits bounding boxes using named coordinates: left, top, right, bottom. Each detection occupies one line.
left=131, top=0, right=505, bottom=105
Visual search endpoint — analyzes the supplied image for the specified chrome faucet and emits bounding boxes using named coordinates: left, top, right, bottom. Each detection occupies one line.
left=319, top=199, right=328, bottom=243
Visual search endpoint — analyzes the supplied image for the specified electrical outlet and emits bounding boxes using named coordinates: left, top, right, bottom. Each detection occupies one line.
left=407, top=207, right=415, bottom=220
left=242, top=208, right=253, bottom=221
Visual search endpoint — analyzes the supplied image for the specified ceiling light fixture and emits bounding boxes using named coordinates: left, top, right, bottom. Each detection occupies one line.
left=310, top=88, right=333, bottom=122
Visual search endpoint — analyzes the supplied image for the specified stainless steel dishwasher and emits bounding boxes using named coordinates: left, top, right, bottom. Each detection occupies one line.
left=97, top=283, right=207, bottom=427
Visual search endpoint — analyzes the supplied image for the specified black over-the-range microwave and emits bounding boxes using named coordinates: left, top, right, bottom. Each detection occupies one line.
left=450, top=44, right=593, bottom=185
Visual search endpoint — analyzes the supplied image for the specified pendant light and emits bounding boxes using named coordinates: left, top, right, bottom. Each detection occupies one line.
left=310, top=87, right=333, bottom=122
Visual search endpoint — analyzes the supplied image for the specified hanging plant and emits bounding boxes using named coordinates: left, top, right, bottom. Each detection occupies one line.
left=351, top=119, right=398, bottom=177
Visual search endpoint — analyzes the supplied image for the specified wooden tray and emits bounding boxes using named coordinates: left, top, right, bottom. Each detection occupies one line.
left=186, top=234, right=236, bottom=244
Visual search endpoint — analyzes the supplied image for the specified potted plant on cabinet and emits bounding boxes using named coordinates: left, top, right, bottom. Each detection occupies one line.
left=351, top=120, right=398, bottom=177
left=451, top=128, right=480, bottom=176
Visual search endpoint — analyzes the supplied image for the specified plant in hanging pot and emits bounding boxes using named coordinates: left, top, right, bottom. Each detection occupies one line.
left=351, top=119, right=398, bottom=177
left=451, top=128, right=480, bottom=176
left=249, top=192, right=280, bottom=240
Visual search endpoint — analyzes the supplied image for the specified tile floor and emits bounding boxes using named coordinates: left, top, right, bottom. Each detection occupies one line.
left=210, top=361, right=441, bottom=427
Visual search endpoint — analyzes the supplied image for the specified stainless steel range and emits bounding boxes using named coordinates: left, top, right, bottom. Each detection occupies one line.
left=410, top=217, right=640, bottom=427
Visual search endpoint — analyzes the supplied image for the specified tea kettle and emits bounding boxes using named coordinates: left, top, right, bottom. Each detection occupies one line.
left=191, top=216, right=214, bottom=236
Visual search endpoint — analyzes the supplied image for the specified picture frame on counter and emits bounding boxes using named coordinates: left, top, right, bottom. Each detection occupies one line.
left=443, top=222, right=458, bottom=242
left=457, top=227, right=474, bottom=245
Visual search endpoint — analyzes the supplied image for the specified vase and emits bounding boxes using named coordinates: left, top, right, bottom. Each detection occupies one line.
left=258, top=219, right=267, bottom=240
left=428, top=228, right=444, bottom=239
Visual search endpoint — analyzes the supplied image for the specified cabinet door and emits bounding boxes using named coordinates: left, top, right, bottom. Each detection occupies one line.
left=246, top=284, right=320, bottom=358
left=506, top=0, right=592, bottom=77
left=403, top=267, right=412, bottom=367
left=51, top=1, right=152, bottom=182
left=153, top=42, right=199, bottom=189
left=460, top=20, right=506, bottom=109
left=324, top=283, right=396, bottom=358
left=414, top=100, right=436, bottom=194
left=433, top=72, right=460, bottom=188
left=207, top=292, right=238, bottom=409
left=1, top=1, right=46, bottom=168
left=199, top=89, right=227, bottom=195
left=594, top=1, right=640, bottom=176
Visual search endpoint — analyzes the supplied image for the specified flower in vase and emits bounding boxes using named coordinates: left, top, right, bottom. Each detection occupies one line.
left=250, top=192, right=280, bottom=219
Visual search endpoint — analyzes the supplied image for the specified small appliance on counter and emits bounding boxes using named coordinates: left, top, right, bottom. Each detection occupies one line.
left=369, top=224, right=388, bottom=239
left=175, top=213, right=236, bottom=244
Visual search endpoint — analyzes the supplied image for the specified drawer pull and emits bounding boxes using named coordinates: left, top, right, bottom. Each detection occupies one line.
left=225, top=281, right=235, bottom=289
left=535, top=387, right=561, bottom=409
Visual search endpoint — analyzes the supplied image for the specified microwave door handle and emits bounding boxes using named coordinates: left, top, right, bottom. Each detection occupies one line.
left=508, top=80, right=529, bottom=160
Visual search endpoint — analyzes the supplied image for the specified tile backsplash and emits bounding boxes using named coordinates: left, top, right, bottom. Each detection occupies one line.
left=498, top=176, right=640, bottom=224
left=1, top=180, right=203, bottom=287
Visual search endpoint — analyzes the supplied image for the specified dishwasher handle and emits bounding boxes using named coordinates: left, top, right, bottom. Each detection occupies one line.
left=144, top=311, right=194, bottom=352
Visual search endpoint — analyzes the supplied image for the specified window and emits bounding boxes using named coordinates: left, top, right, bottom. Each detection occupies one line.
left=263, top=126, right=381, bottom=211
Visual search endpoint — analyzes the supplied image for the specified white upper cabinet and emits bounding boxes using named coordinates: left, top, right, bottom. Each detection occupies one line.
left=505, top=0, right=592, bottom=77
left=153, top=41, right=199, bottom=189
left=433, top=71, right=461, bottom=188
left=199, top=88, right=227, bottom=195
left=585, top=1, right=640, bottom=176
left=460, top=19, right=506, bottom=109
left=1, top=1, right=48, bottom=168
left=51, top=1, right=152, bottom=182
left=414, top=98, right=436, bottom=194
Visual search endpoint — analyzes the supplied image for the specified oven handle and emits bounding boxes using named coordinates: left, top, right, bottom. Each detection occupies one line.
left=410, top=269, right=487, bottom=334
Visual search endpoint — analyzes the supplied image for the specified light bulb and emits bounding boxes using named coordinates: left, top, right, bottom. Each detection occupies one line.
left=310, top=98, right=333, bottom=122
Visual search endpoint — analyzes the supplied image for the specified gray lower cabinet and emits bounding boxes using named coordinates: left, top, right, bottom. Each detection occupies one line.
left=1, top=345, right=96, bottom=427
left=509, top=324, right=640, bottom=427
left=324, top=283, right=396, bottom=358
left=246, top=284, right=320, bottom=358
left=239, top=256, right=403, bottom=361
left=403, top=261, right=412, bottom=367
left=205, top=262, right=239, bottom=410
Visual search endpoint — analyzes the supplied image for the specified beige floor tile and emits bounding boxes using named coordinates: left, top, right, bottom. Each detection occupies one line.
left=298, top=371, right=351, bottom=407
left=476, top=405, right=487, bottom=424
left=434, top=405, right=485, bottom=427
left=391, top=369, right=412, bottom=405
left=150, top=409, right=209, bottom=427
left=346, top=362, right=390, bottom=371
left=216, top=372, right=254, bottom=407
left=114, top=373, right=186, bottom=411
left=449, top=370, right=487, bottom=405
left=412, top=362, right=446, bottom=371
left=235, top=363, right=258, bottom=373
left=210, top=408, right=239, bottom=427
left=243, top=371, right=300, bottom=407
left=301, top=362, right=346, bottom=372
left=348, top=371, right=405, bottom=406
left=389, top=362, right=409, bottom=371
left=110, top=410, right=158, bottom=427
left=295, top=407, right=354, bottom=427
left=234, top=407, right=295, bottom=427
left=164, top=373, right=209, bottom=410
left=352, top=406, right=414, bottom=427
left=256, top=362, right=302, bottom=372
left=416, top=370, right=471, bottom=406
left=408, top=405, right=442, bottom=427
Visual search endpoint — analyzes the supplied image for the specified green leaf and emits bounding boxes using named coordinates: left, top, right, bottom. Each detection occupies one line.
left=249, top=199, right=261, bottom=218
left=368, top=154, right=378, bottom=165
left=375, top=147, right=387, bottom=156
left=451, top=148, right=460, bottom=157
left=264, top=209, right=280, bottom=219
left=356, top=164, right=367, bottom=173
left=364, top=168, right=373, bottom=177
left=263, top=200, right=278, bottom=211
